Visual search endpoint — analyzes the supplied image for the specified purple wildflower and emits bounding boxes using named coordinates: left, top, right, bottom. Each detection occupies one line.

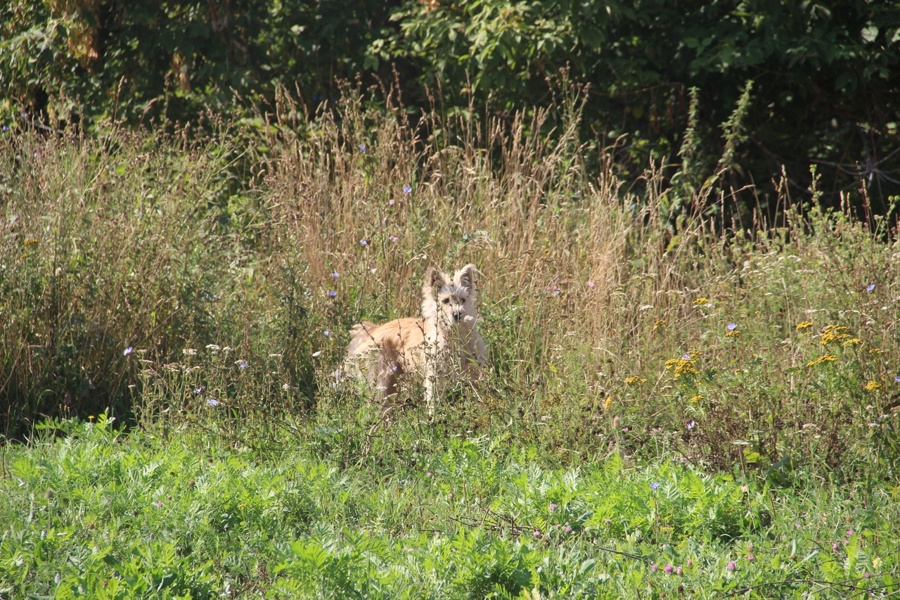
left=403, top=184, right=412, bottom=195
left=687, top=420, right=696, bottom=430
left=727, top=322, right=737, bottom=331
left=123, top=346, right=134, bottom=356
left=549, top=503, right=558, bottom=512
left=664, top=564, right=673, bottom=574
left=727, top=560, right=736, bottom=571
left=327, top=290, right=337, bottom=298
left=207, top=398, right=220, bottom=407
left=650, top=482, right=660, bottom=491
left=323, top=330, right=331, bottom=337
left=866, top=283, right=875, bottom=293
left=360, top=239, right=369, bottom=246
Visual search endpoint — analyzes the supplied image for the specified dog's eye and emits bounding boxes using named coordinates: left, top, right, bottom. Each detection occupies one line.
left=442, top=298, right=451, bottom=304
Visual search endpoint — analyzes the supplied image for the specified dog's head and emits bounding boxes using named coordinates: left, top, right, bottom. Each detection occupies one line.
left=422, top=264, right=479, bottom=326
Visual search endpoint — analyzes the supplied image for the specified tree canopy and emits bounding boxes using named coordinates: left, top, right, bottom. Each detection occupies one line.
left=3, top=0, right=899, bottom=214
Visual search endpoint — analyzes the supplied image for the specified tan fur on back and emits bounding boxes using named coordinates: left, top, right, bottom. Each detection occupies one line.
left=341, top=264, right=487, bottom=412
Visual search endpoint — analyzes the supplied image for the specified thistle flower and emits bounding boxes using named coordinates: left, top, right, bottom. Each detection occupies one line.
left=727, top=560, right=736, bottom=571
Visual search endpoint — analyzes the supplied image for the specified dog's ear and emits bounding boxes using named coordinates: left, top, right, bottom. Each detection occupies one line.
left=456, top=264, right=479, bottom=292
left=423, top=266, right=447, bottom=299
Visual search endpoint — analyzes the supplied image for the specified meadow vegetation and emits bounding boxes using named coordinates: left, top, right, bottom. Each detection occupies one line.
left=1, top=88, right=899, bottom=597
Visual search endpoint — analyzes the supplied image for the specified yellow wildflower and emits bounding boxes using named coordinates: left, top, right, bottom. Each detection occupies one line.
left=868, top=348, right=883, bottom=355
left=820, top=325, right=850, bottom=345
left=624, top=376, right=647, bottom=385
left=604, top=396, right=613, bottom=410
left=653, top=319, right=666, bottom=331
left=796, top=321, right=813, bottom=331
left=864, top=381, right=881, bottom=392
left=693, top=297, right=709, bottom=306
left=689, top=395, right=703, bottom=403
left=806, top=354, right=837, bottom=367
left=665, top=356, right=699, bottom=379
left=842, top=338, right=862, bottom=347
left=24, top=238, right=41, bottom=246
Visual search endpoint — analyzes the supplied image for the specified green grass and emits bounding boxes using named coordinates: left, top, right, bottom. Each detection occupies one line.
left=1, top=89, right=900, bottom=597
left=2, top=414, right=898, bottom=599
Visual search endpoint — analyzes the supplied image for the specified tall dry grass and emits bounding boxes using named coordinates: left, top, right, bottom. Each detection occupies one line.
left=2, top=87, right=898, bottom=478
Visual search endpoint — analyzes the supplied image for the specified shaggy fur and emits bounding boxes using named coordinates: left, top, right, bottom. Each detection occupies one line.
left=342, top=264, right=487, bottom=413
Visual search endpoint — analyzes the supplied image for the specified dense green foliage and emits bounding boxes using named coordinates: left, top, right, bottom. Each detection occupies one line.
left=2, top=414, right=898, bottom=598
left=2, top=0, right=899, bottom=211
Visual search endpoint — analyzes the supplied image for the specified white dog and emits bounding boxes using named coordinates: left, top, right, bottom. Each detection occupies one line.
left=342, top=264, right=487, bottom=414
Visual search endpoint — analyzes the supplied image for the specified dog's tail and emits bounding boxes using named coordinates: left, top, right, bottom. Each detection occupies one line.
left=346, top=321, right=380, bottom=357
